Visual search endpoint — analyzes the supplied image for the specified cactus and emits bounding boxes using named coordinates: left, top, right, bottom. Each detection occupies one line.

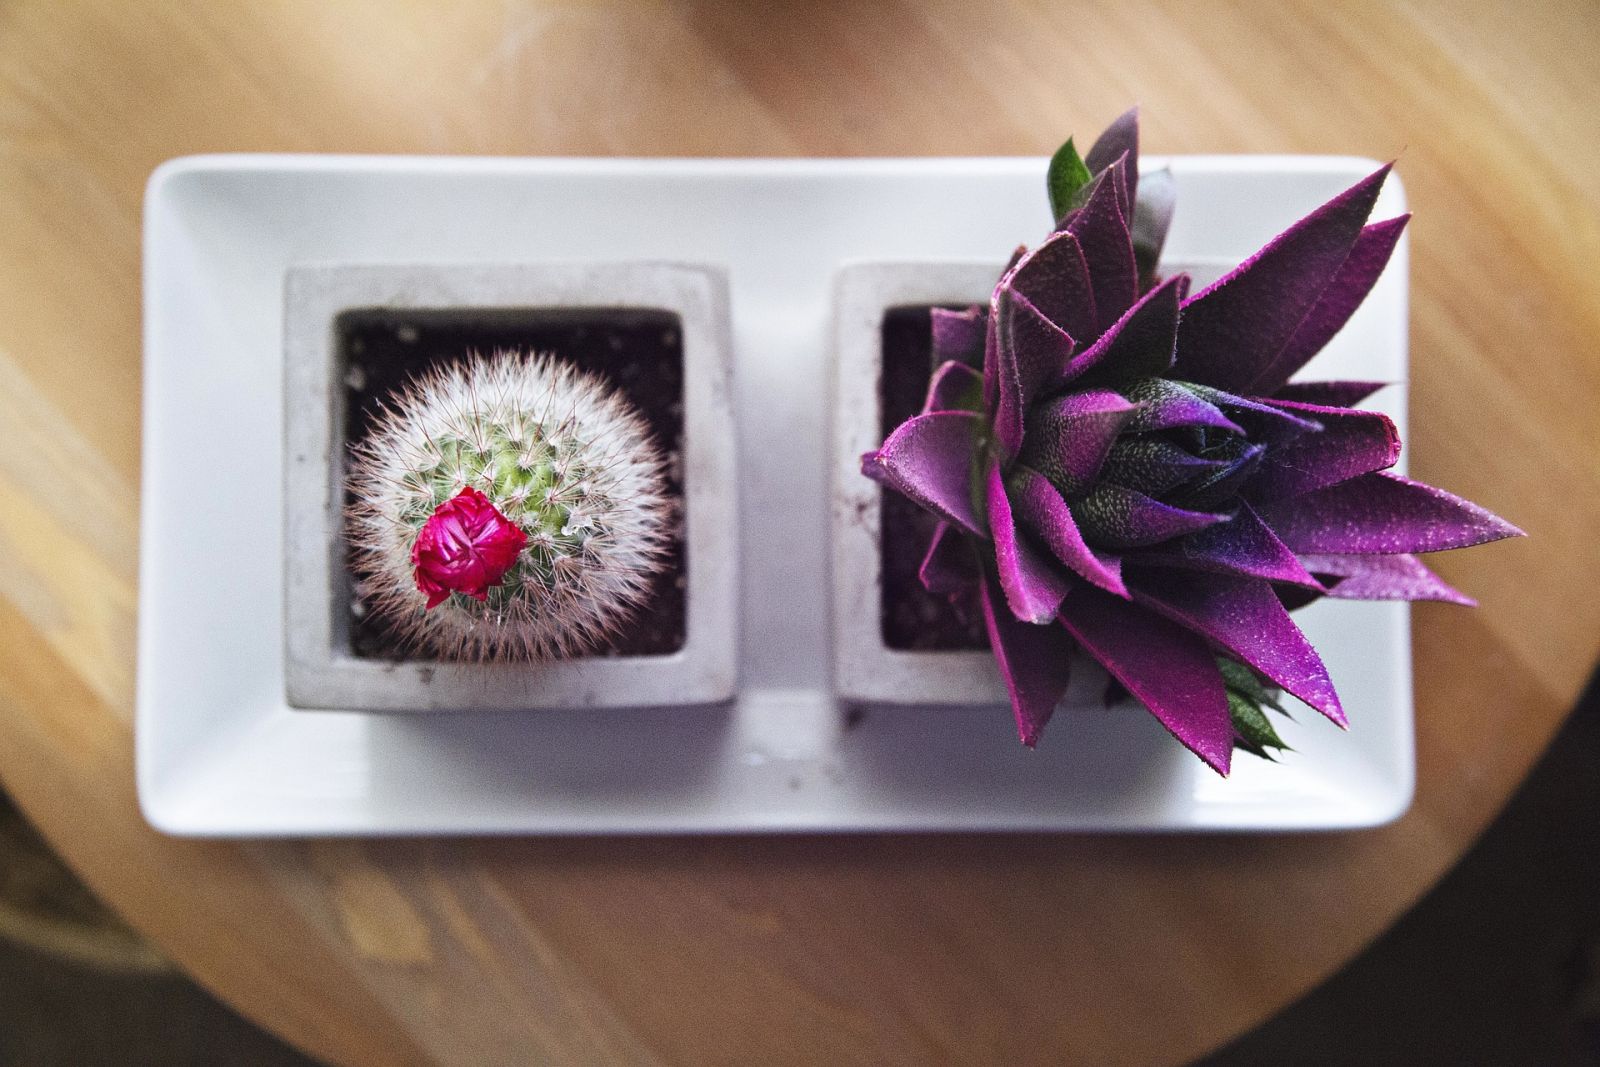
left=345, top=349, right=672, bottom=661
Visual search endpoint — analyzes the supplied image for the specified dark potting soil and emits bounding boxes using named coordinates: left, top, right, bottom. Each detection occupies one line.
left=879, top=306, right=989, bottom=652
left=337, top=307, right=686, bottom=660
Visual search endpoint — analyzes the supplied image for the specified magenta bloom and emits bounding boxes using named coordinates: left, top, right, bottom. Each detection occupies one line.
left=863, top=109, right=1523, bottom=774
left=411, top=487, right=529, bottom=608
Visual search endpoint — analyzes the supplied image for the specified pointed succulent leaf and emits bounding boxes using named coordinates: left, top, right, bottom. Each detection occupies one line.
left=1073, top=484, right=1229, bottom=549
left=1047, top=137, right=1094, bottom=225
left=1270, top=379, right=1388, bottom=408
left=1217, top=656, right=1289, bottom=713
left=992, top=287, right=1079, bottom=463
left=1007, top=466, right=1128, bottom=597
left=1249, top=214, right=1410, bottom=393
left=918, top=521, right=979, bottom=595
left=1105, top=155, right=1132, bottom=227
left=1174, top=165, right=1392, bottom=392
left=1018, top=388, right=1137, bottom=496
left=930, top=306, right=987, bottom=369
left=1138, top=501, right=1321, bottom=588
left=1183, top=382, right=1323, bottom=439
left=1246, top=400, right=1401, bottom=501
left=1229, top=691, right=1290, bottom=759
left=1065, top=158, right=1140, bottom=333
left=1005, top=230, right=1098, bottom=347
left=1256, top=471, right=1525, bottom=554
left=1128, top=569, right=1347, bottom=726
left=987, top=460, right=1074, bottom=623
left=862, top=411, right=985, bottom=536
left=1132, top=167, right=1176, bottom=285
left=1057, top=585, right=1234, bottom=774
left=979, top=575, right=1075, bottom=746
left=1084, top=106, right=1140, bottom=210
left=1299, top=552, right=1476, bottom=605
left=1122, top=377, right=1244, bottom=434
left=923, top=359, right=985, bottom=415
left=1064, top=272, right=1187, bottom=388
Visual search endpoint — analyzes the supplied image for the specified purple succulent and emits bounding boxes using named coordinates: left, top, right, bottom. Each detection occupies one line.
left=862, top=108, right=1523, bottom=774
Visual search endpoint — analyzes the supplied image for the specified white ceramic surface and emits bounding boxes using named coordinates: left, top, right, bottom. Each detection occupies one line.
left=139, top=154, right=1412, bottom=836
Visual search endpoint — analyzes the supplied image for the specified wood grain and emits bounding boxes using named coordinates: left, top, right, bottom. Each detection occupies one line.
left=1, top=1, right=1596, bottom=1064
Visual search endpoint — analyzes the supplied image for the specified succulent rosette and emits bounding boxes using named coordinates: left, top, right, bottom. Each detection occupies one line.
left=862, top=109, right=1522, bottom=774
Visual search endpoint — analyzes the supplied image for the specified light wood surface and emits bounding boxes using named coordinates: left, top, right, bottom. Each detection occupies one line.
left=2, top=2, right=1596, bottom=1064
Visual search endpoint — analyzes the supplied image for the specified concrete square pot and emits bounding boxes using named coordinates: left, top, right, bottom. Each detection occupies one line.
left=284, top=261, right=737, bottom=711
left=829, top=261, right=1007, bottom=706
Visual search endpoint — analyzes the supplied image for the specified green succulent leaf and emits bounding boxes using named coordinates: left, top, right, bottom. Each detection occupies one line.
left=1217, top=656, right=1287, bottom=714
left=1228, top=691, right=1290, bottom=760
left=1047, top=137, right=1094, bottom=225
left=1219, top=656, right=1294, bottom=760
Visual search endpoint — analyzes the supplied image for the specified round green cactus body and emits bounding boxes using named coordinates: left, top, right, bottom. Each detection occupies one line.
left=346, top=350, right=671, bottom=661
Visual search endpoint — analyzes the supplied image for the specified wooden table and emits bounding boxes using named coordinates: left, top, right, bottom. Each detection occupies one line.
left=1, top=2, right=1594, bottom=1064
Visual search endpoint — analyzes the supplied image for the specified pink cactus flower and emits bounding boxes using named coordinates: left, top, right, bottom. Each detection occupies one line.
left=411, top=487, right=528, bottom=608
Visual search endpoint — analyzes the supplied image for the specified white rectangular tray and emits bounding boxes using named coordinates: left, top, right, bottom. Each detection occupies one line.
left=138, top=154, right=1412, bottom=835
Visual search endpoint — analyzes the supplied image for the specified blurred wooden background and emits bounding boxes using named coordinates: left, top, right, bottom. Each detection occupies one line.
left=1, top=2, right=1595, bottom=1064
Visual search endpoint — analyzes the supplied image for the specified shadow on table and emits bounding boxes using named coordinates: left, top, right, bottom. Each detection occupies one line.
left=0, top=793, right=315, bottom=1067
left=844, top=695, right=1189, bottom=825
left=1199, top=662, right=1600, bottom=1067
